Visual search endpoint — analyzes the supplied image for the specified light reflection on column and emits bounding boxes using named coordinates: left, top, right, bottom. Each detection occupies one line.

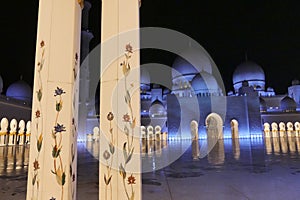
left=264, top=137, right=272, bottom=155
left=155, top=140, right=162, bottom=157
left=141, top=138, right=147, bottom=156
left=232, top=138, right=240, bottom=160
left=287, top=137, right=296, bottom=154
left=191, top=139, right=200, bottom=160
left=161, top=139, right=168, bottom=150
left=92, top=141, right=99, bottom=159
left=0, top=146, right=7, bottom=175
left=24, top=145, right=29, bottom=170
left=208, top=139, right=225, bottom=165
left=147, top=140, right=155, bottom=157
left=296, top=138, right=300, bottom=153
left=0, top=145, right=28, bottom=177
left=272, top=137, right=280, bottom=155
left=6, top=146, right=16, bottom=174
left=280, top=137, right=288, bottom=154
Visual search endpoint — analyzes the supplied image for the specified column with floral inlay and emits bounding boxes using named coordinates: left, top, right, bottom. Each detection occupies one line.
left=26, top=0, right=83, bottom=199
left=100, top=0, right=141, bottom=199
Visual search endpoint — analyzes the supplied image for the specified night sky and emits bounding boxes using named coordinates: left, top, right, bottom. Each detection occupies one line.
left=2, top=0, right=300, bottom=94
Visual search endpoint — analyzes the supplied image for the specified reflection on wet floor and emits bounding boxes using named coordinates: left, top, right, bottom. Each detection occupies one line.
left=1, top=136, right=300, bottom=178
left=208, top=139, right=225, bottom=165
left=0, top=145, right=29, bottom=177
left=1, top=137, right=300, bottom=199
left=264, top=136, right=300, bottom=155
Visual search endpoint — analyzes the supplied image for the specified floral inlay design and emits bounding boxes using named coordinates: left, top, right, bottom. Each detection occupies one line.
left=31, top=40, right=46, bottom=199
left=70, top=52, right=79, bottom=199
left=119, top=43, right=137, bottom=200
left=51, top=87, right=67, bottom=200
left=103, top=112, right=115, bottom=200
left=102, top=44, right=138, bottom=200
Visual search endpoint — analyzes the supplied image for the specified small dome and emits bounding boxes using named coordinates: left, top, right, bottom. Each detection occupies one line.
left=172, top=48, right=212, bottom=81
left=267, top=87, right=274, bottom=92
left=0, top=75, right=3, bottom=94
left=232, top=60, right=265, bottom=92
left=280, top=96, right=297, bottom=112
left=6, top=80, right=32, bottom=102
left=149, top=100, right=166, bottom=117
left=191, top=72, right=220, bottom=95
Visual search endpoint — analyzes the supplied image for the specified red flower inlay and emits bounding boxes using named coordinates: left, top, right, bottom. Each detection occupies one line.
left=123, top=113, right=130, bottom=122
left=35, top=110, right=41, bottom=118
left=127, top=174, right=136, bottom=185
left=33, top=159, right=40, bottom=171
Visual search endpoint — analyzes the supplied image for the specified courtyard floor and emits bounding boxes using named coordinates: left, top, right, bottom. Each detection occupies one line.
left=1, top=136, right=300, bottom=200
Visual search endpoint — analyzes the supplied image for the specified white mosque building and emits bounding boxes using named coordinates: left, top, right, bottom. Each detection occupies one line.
left=140, top=48, right=300, bottom=139
left=1, top=0, right=299, bottom=140
left=2, top=45, right=299, bottom=140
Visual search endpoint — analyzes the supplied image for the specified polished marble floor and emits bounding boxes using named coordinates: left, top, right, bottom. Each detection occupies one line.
left=1, top=136, right=300, bottom=199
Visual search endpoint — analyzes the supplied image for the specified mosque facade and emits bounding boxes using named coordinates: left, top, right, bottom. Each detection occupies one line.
left=140, top=49, right=300, bottom=140
left=2, top=48, right=300, bottom=140
left=1, top=0, right=299, bottom=140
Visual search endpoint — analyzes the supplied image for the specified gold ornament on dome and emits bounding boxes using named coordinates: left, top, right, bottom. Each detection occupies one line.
left=78, top=0, right=84, bottom=9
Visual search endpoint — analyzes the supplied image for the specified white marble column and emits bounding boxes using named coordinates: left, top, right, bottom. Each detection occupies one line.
left=26, top=0, right=82, bottom=200
left=100, top=0, right=141, bottom=199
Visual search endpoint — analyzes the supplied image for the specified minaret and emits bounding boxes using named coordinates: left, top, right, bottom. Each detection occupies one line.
left=78, top=0, right=94, bottom=141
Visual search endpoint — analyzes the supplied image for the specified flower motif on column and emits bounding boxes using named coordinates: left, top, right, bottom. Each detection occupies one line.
left=51, top=87, right=67, bottom=200
left=31, top=40, right=46, bottom=199
left=103, top=112, right=115, bottom=200
left=119, top=43, right=137, bottom=200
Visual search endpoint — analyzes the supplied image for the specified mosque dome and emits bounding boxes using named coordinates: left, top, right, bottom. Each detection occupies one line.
left=6, top=79, right=32, bottom=102
left=232, top=60, right=265, bottom=92
left=0, top=75, right=3, bottom=94
left=149, top=99, right=166, bottom=117
left=280, top=96, right=297, bottom=112
left=191, top=72, right=221, bottom=95
left=172, top=48, right=212, bottom=81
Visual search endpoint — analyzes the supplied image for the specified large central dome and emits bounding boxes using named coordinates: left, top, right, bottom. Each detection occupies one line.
left=172, top=48, right=212, bottom=79
left=191, top=72, right=222, bottom=95
left=172, top=48, right=213, bottom=94
left=232, top=60, right=265, bottom=92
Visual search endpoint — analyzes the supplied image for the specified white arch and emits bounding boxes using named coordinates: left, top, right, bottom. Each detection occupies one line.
left=264, top=122, right=271, bottom=138
left=279, top=122, right=286, bottom=137
left=294, top=122, right=300, bottom=137
left=271, top=122, right=278, bottom=138
left=230, top=119, right=239, bottom=138
left=205, top=113, right=223, bottom=139
left=286, top=122, right=294, bottom=137
left=0, top=118, right=9, bottom=146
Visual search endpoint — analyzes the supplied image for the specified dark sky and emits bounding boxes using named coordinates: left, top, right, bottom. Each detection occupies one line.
left=1, top=0, right=300, bottom=94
